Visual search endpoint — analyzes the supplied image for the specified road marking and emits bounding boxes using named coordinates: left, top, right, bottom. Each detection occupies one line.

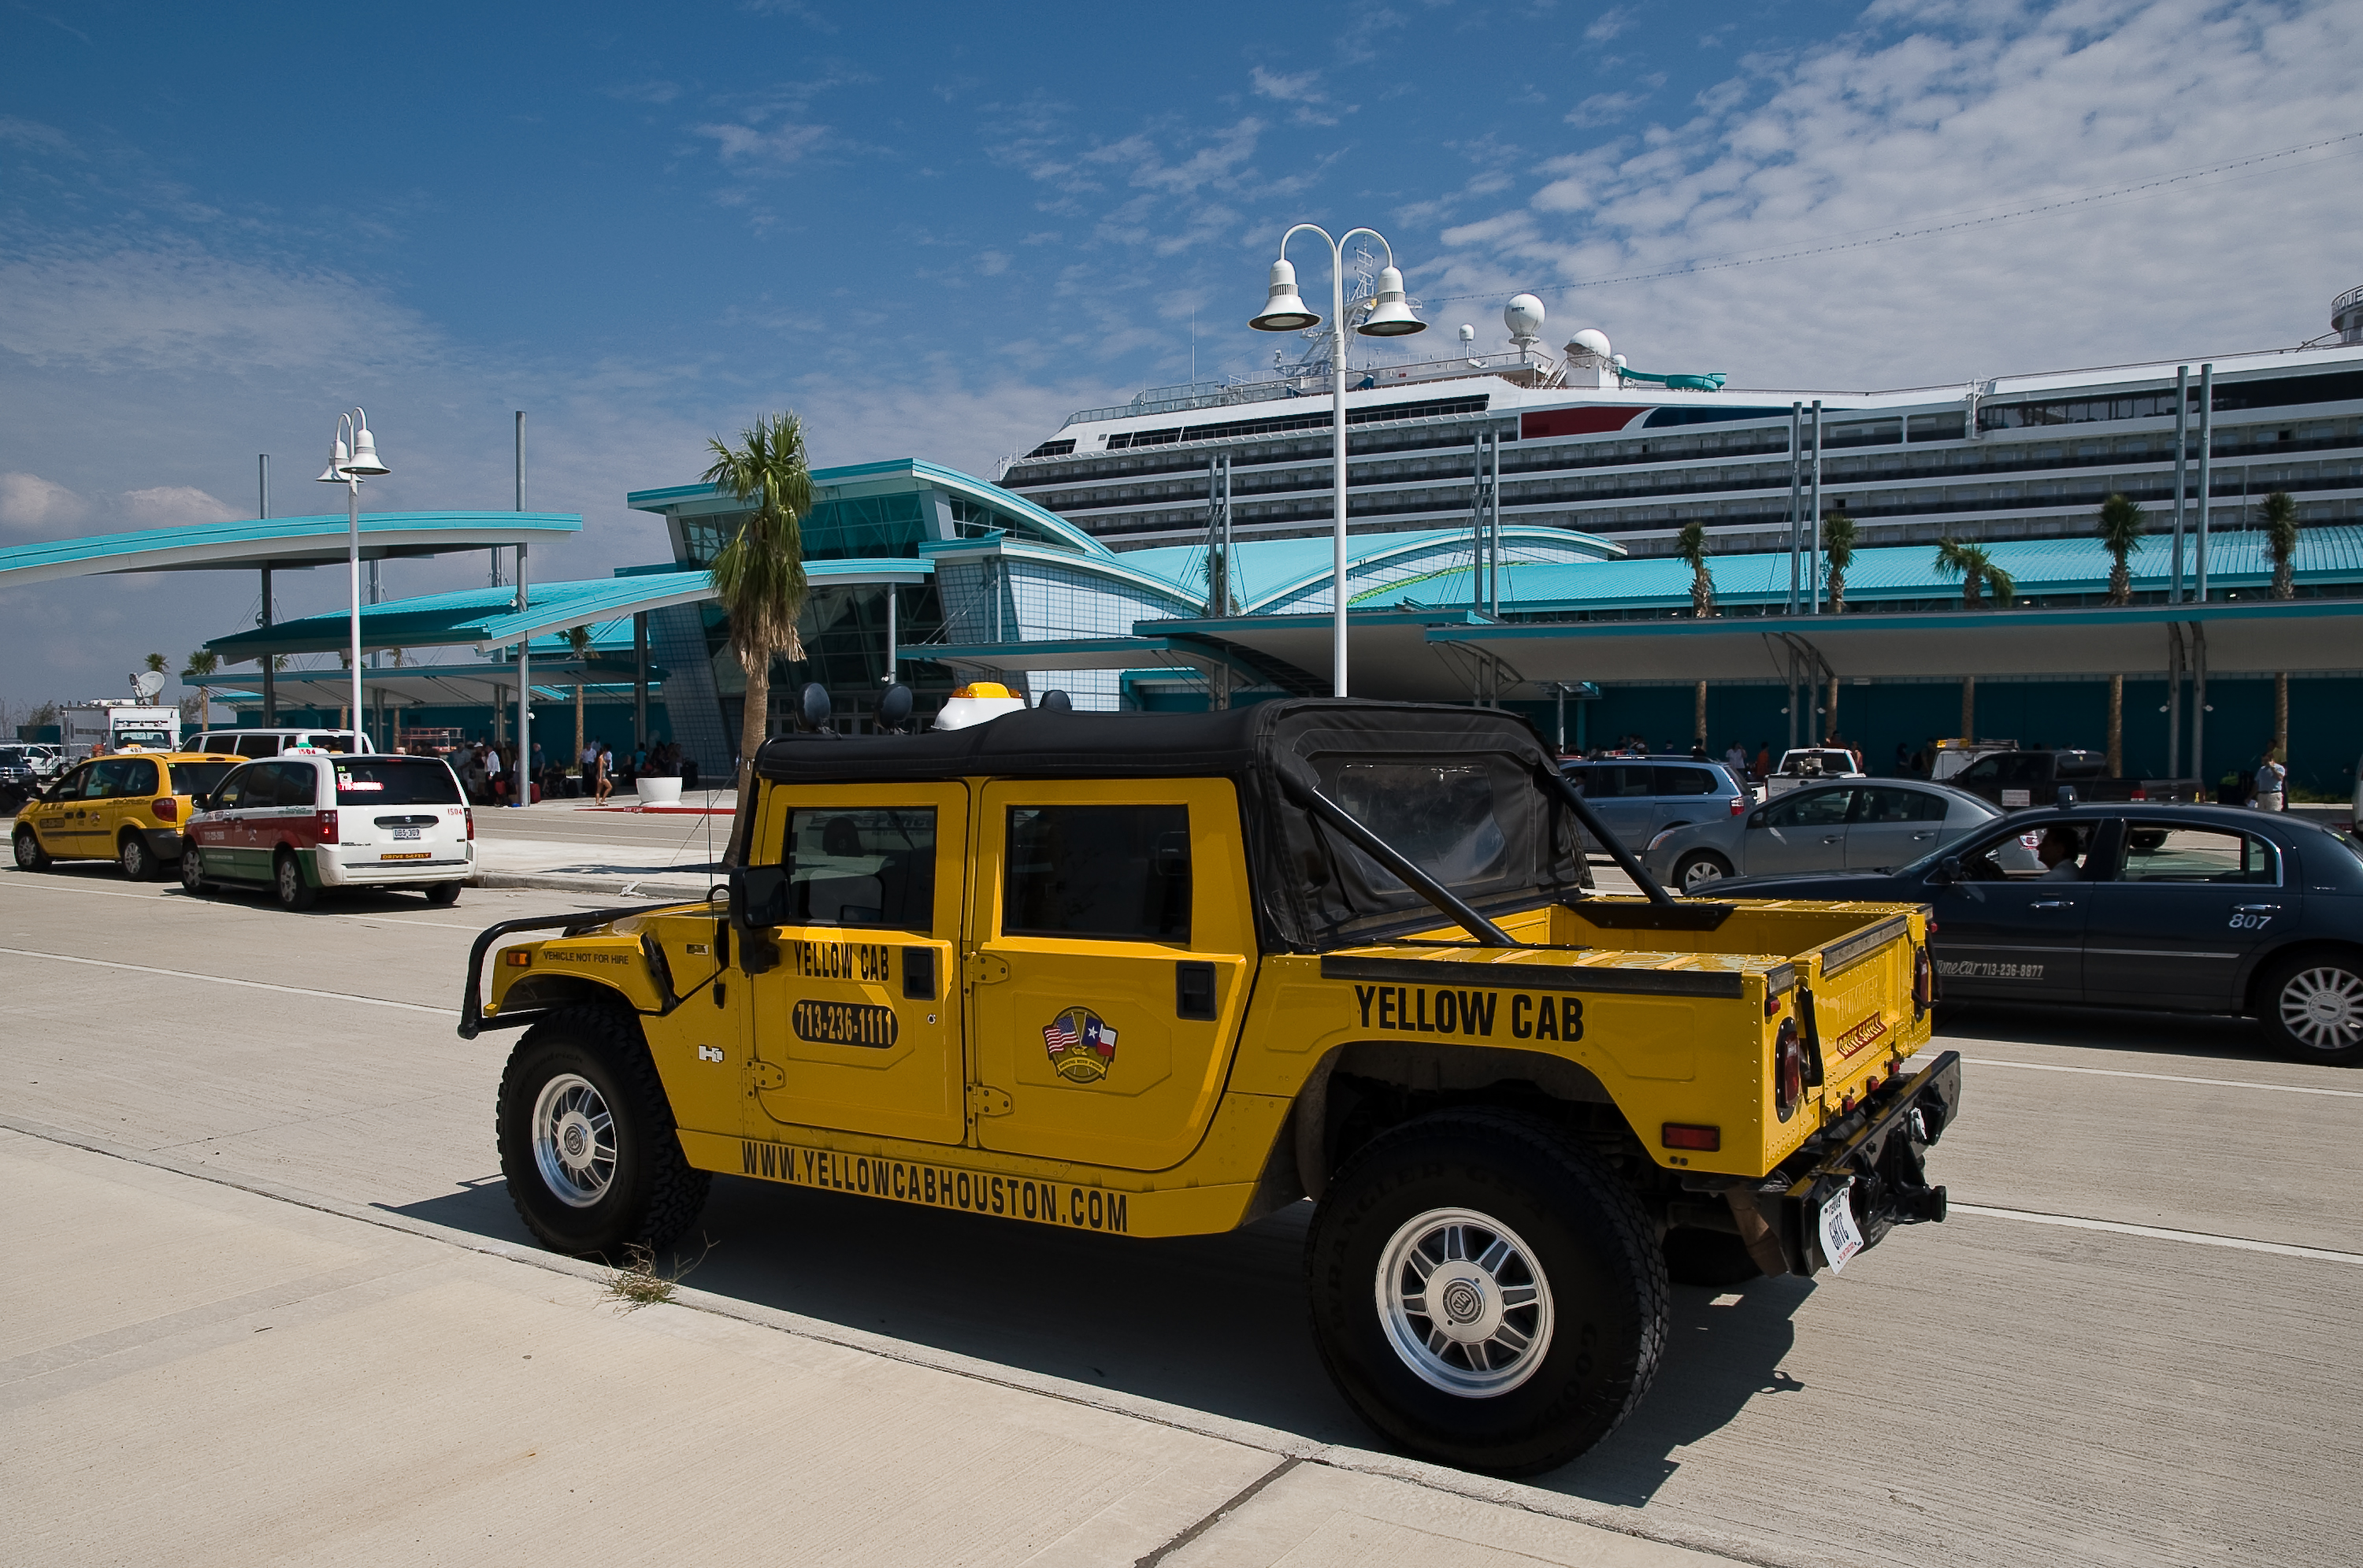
left=1960, top=1056, right=2363, bottom=1099
left=0, top=947, right=457, bottom=1014
left=1951, top=1203, right=2363, bottom=1264
left=0, top=874, right=529, bottom=931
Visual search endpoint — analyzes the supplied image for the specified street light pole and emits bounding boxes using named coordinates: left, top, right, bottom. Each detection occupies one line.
left=317, top=409, right=389, bottom=744
left=1248, top=225, right=1425, bottom=696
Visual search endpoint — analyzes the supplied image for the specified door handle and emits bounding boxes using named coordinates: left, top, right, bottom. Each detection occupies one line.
left=1910, top=832, right=1936, bottom=840
left=1821, top=835, right=1843, bottom=843
left=2232, top=904, right=2282, bottom=914
left=2029, top=899, right=2076, bottom=910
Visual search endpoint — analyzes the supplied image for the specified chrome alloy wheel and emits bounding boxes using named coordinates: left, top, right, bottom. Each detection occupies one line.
left=1374, top=1207, right=1555, bottom=1398
left=2278, top=966, right=2363, bottom=1054
left=1681, top=858, right=1727, bottom=892
left=532, top=1073, right=618, bottom=1208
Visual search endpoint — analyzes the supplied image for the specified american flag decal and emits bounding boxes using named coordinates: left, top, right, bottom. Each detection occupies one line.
left=1044, top=1017, right=1081, bottom=1055
left=1042, top=1006, right=1116, bottom=1082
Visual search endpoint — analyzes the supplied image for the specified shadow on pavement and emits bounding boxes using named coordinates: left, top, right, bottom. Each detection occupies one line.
left=384, top=1171, right=1812, bottom=1486
left=1935, top=1000, right=2275, bottom=1064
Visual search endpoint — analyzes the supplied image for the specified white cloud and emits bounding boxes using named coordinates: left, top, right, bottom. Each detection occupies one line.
left=1586, top=6, right=1638, bottom=43
left=692, top=120, right=829, bottom=165
left=1565, top=90, right=1649, bottom=128
left=121, top=486, right=239, bottom=526
left=1432, top=0, right=2362, bottom=388
left=1250, top=67, right=1324, bottom=104
left=0, top=472, right=89, bottom=532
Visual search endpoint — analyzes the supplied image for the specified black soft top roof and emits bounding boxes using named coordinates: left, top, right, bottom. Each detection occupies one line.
left=754, top=699, right=1590, bottom=951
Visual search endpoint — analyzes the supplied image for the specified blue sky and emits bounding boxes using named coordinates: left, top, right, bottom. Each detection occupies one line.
left=2, top=0, right=2357, bottom=712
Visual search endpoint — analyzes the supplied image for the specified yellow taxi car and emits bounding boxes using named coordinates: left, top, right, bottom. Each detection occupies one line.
left=12, top=751, right=244, bottom=880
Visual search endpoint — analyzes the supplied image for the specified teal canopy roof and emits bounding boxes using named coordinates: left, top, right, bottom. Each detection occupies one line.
left=204, top=570, right=718, bottom=661
left=0, top=511, right=583, bottom=589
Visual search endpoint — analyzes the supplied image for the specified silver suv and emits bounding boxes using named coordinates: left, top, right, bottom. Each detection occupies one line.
left=1561, top=757, right=1750, bottom=852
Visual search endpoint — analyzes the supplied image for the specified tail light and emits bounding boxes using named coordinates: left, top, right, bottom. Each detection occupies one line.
left=1774, top=1017, right=1805, bottom=1121
left=2131, top=785, right=2147, bottom=802
left=465, top=807, right=475, bottom=840
left=1914, top=945, right=1935, bottom=1016
left=1728, top=795, right=1745, bottom=815
left=1662, top=1123, right=1721, bottom=1151
left=317, top=810, right=339, bottom=840
left=152, top=797, right=177, bottom=822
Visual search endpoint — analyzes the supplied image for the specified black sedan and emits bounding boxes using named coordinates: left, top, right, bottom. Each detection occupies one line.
left=1713, top=803, right=2363, bottom=1066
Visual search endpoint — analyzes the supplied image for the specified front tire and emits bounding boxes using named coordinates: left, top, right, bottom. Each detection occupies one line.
left=273, top=851, right=317, bottom=910
left=119, top=833, right=158, bottom=881
left=2258, top=952, right=2363, bottom=1066
left=1306, top=1109, right=1667, bottom=1476
left=1674, top=850, right=1732, bottom=893
left=14, top=828, right=51, bottom=872
left=497, top=1006, right=710, bottom=1257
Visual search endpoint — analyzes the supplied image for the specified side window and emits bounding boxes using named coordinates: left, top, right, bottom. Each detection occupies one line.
left=276, top=763, right=319, bottom=808
left=61, top=763, right=100, bottom=799
left=1955, top=757, right=2001, bottom=784
left=212, top=765, right=254, bottom=811
left=1653, top=766, right=1716, bottom=796
left=1764, top=789, right=1854, bottom=828
left=95, top=759, right=149, bottom=798
left=1853, top=787, right=1947, bottom=824
left=780, top=807, right=937, bottom=929
left=1599, top=765, right=1653, bottom=798
left=239, top=762, right=284, bottom=805
left=2117, top=826, right=2278, bottom=884
left=1004, top=804, right=1190, bottom=943
left=237, top=736, right=279, bottom=758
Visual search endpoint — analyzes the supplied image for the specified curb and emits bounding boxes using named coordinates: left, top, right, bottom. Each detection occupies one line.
left=2, top=1110, right=1794, bottom=1568
left=469, top=870, right=718, bottom=899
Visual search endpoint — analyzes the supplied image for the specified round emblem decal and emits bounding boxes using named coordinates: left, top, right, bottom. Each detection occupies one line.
left=1042, top=1006, right=1118, bottom=1082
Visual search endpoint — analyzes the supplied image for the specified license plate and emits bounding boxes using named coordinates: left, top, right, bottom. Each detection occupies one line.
left=1818, top=1183, right=1865, bottom=1272
left=380, top=851, right=432, bottom=861
left=393, top=828, right=421, bottom=840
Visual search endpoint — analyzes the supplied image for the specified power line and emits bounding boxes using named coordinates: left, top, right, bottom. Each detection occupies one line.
left=1425, top=131, right=2363, bottom=306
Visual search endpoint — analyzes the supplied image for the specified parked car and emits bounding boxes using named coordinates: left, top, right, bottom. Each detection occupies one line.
left=1946, top=747, right=2195, bottom=808
left=1643, top=780, right=2010, bottom=892
left=1560, top=757, right=1749, bottom=852
left=1764, top=747, right=1868, bottom=798
left=1714, top=803, right=2363, bottom=1065
left=11, top=751, right=244, bottom=878
left=188, top=727, right=373, bottom=758
left=180, top=751, right=471, bottom=908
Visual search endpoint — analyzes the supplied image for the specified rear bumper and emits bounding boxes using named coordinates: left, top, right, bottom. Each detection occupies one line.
left=315, top=844, right=473, bottom=886
left=138, top=827, right=187, bottom=857
left=1748, top=1050, right=1962, bottom=1276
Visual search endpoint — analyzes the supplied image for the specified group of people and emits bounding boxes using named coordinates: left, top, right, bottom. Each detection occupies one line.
left=432, top=735, right=693, bottom=806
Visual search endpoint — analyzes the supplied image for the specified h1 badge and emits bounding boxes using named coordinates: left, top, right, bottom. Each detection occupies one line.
left=1043, top=1006, right=1118, bottom=1082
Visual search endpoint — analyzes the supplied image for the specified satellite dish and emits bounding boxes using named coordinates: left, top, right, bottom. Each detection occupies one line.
left=878, top=684, right=914, bottom=732
left=1457, top=324, right=1475, bottom=344
left=132, top=670, right=166, bottom=701
left=1504, top=294, right=1546, bottom=344
left=1567, top=328, right=1612, bottom=361
left=796, top=681, right=833, bottom=732
left=1037, top=689, right=1073, bottom=712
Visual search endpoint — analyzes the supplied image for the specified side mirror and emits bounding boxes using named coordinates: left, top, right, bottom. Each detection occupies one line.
left=727, top=864, right=789, bottom=931
left=1932, top=855, right=1964, bottom=885
left=190, top=792, right=210, bottom=811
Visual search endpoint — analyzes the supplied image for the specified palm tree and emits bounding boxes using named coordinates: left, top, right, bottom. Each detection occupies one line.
left=2262, top=490, right=2300, bottom=763
left=1675, top=521, right=1714, bottom=747
left=184, top=649, right=220, bottom=730
left=1933, top=539, right=2012, bottom=744
left=703, top=412, right=814, bottom=780
left=1933, top=539, right=2015, bottom=607
left=2094, top=494, right=2145, bottom=774
left=1821, top=513, right=1857, bottom=613
left=567, top=625, right=595, bottom=772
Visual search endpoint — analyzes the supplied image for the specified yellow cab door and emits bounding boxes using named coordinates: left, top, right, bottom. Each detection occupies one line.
left=969, top=778, right=1252, bottom=1170
left=744, top=784, right=967, bottom=1145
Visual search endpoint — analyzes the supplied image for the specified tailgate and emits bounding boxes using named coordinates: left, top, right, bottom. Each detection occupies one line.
left=1801, top=912, right=1926, bottom=1103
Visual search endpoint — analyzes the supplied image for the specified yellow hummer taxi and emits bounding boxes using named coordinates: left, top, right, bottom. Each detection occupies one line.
left=461, top=697, right=1960, bottom=1474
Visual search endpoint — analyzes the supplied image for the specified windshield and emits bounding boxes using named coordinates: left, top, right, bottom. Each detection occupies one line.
left=115, top=728, right=175, bottom=748
left=334, top=758, right=462, bottom=804
left=168, top=762, right=239, bottom=795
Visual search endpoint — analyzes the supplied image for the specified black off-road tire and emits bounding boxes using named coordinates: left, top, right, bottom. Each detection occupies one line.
left=14, top=828, right=51, bottom=872
left=1674, top=850, right=1733, bottom=893
left=497, top=1005, right=710, bottom=1258
left=425, top=880, right=462, bottom=906
left=1305, top=1108, right=1669, bottom=1477
left=2256, top=950, right=2363, bottom=1067
left=273, top=851, right=317, bottom=910
left=118, top=832, right=158, bottom=881
left=1663, top=1226, right=1764, bottom=1287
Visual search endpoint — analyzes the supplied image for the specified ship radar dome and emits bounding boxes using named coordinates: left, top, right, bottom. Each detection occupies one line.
left=1504, top=294, right=1546, bottom=343
left=1566, top=328, right=1612, bottom=362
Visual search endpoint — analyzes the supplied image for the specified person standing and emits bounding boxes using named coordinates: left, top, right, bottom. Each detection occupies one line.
left=592, top=742, right=614, bottom=804
left=2253, top=749, right=2287, bottom=812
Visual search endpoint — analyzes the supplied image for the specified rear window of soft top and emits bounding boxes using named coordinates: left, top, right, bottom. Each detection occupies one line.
left=332, top=758, right=462, bottom=804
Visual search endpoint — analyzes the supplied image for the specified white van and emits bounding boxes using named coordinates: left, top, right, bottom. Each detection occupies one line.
left=190, top=728, right=373, bottom=758
left=180, top=751, right=469, bottom=909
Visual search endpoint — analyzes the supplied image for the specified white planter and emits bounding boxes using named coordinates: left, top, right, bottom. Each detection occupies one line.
left=637, top=777, right=682, bottom=806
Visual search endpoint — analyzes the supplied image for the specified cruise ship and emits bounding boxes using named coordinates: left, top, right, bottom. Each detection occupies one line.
left=996, top=287, right=2363, bottom=567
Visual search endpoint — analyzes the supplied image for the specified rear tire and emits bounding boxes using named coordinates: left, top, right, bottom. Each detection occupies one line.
left=180, top=847, right=210, bottom=896
left=498, top=1005, right=710, bottom=1257
left=119, top=833, right=159, bottom=881
left=273, top=851, right=317, bottom=910
left=425, top=881, right=462, bottom=906
left=1305, top=1109, right=1667, bottom=1477
left=14, top=828, right=51, bottom=872
left=2257, top=951, right=2363, bottom=1067
left=1674, top=850, right=1732, bottom=893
